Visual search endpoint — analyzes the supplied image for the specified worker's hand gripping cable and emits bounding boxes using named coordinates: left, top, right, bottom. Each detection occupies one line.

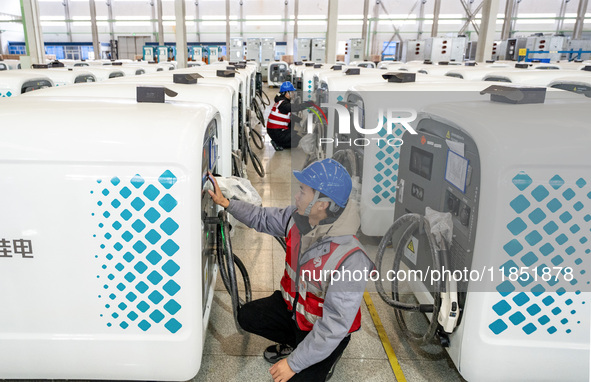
left=214, top=175, right=287, bottom=249
left=374, top=208, right=455, bottom=346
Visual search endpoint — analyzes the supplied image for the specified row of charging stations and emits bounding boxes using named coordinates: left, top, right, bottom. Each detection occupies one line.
left=400, top=35, right=587, bottom=63
left=116, top=60, right=258, bottom=178
left=384, top=88, right=590, bottom=381
left=297, top=56, right=591, bottom=380
left=3, top=53, right=588, bottom=380
left=0, top=67, right=121, bottom=98
left=342, top=69, right=583, bottom=236
left=143, top=45, right=220, bottom=64
left=288, top=61, right=591, bottom=239
left=0, top=58, right=187, bottom=99
left=0, top=68, right=115, bottom=99
left=0, top=58, right=263, bottom=380
left=115, top=67, right=245, bottom=177
left=413, top=61, right=583, bottom=81
left=345, top=76, right=488, bottom=237
left=294, top=38, right=326, bottom=63
left=0, top=93, right=230, bottom=380
left=314, top=65, right=591, bottom=237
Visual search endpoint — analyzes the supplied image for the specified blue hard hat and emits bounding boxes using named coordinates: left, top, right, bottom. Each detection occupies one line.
left=293, top=158, right=352, bottom=208
left=280, top=81, right=296, bottom=93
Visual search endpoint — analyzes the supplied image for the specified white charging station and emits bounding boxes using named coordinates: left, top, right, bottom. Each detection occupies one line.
left=389, top=88, right=591, bottom=381
left=0, top=95, right=222, bottom=381
left=344, top=77, right=494, bottom=236
left=267, top=61, right=290, bottom=87
left=0, top=71, right=53, bottom=98
left=25, top=78, right=236, bottom=178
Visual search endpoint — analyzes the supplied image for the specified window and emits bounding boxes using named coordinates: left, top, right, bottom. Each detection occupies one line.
left=65, top=46, right=81, bottom=60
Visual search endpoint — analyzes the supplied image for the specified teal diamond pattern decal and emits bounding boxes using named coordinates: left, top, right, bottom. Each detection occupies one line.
left=370, top=127, right=404, bottom=206
left=492, top=172, right=589, bottom=337
left=92, top=170, right=182, bottom=334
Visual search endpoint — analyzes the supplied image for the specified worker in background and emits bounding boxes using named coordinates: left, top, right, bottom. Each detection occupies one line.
left=267, top=81, right=313, bottom=151
left=208, top=159, right=374, bottom=382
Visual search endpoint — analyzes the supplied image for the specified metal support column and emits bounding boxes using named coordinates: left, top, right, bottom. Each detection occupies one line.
left=573, top=0, right=589, bottom=39
left=556, top=0, right=570, bottom=34
left=174, top=0, right=187, bottom=68
left=150, top=1, right=157, bottom=41
left=417, top=0, right=426, bottom=39
left=510, top=0, right=520, bottom=33
left=431, top=0, right=441, bottom=37
left=239, top=0, right=244, bottom=37
left=157, top=0, right=164, bottom=45
left=283, top=0, right=288, bottom=44
left=20, top=0, right=45, bottom=65
left=294, top=0, right=299, bottom=40
left=63, top=0, right=72, bottom=42
left=325, top=0, right=338, bottom=64
left=362, top=0, right=370, bottom=54
left=501, top=0, right=514, bottom=40
left=225, top=0, right=230, bottom=59
left=106, top=0, right=115, bottom=52
left=370, top=0, right=379, bottom=56
left=89, top=0, right=101, bottom=60
left=195, top=1, right=200, bottom=42
left=476, top=0, right=500, bottom=62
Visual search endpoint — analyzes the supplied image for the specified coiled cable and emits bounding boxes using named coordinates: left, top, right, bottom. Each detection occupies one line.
left=214, top=210, right=252, bottom=334
left=375, top=213, right=443, bottom=345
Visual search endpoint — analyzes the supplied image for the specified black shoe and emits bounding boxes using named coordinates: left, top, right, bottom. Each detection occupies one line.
left=326, top=354, right=342, bottom=381
left=263, top=343, right=293, bottom=364
left=271, top=140, right=284, bottom=151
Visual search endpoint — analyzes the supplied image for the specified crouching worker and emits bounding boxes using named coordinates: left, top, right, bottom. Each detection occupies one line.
left=267, top=81, right=313, bottom=151
left=208, top=158, right=374, bottom=382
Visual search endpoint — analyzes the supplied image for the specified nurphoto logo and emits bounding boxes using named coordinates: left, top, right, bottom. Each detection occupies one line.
left=306, top=103, right=419, bottom=148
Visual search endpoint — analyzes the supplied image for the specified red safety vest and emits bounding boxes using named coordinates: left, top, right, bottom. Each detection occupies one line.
left=267, top=100, right=291, bottom=130
left=280, top=223, right=363, bottom=332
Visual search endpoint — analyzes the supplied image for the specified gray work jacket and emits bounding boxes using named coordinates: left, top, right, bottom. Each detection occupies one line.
left=226, top=199, right=374, bottom=373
